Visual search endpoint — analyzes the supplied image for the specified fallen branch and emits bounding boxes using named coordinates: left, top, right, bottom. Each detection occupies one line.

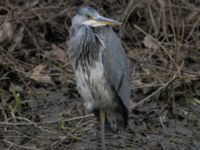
left=131, top=73, right=179, bottom=110
left=0, top=114, right=94, bottom=126
left=3, top=139, right=41, bottom=150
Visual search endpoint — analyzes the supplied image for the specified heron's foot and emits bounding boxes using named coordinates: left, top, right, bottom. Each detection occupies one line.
left=96, top=124, right=106, bottom=150
left=95, top=110, right=106, bottom=150
left=100, top=110, right=106, bottom=150
left=95, top=122, right=101, bottom=149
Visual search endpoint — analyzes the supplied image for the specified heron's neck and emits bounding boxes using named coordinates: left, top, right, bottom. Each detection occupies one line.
left=79, top=27, right=104, bottom=64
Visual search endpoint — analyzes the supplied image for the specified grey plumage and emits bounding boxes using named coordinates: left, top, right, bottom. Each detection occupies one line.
left=68, top=6, right=130, bottom=149
left=102, top=27, right=130, bottom=128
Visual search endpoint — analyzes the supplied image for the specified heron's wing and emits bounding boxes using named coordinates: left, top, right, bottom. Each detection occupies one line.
left=102, top=27, right=131, bottom=111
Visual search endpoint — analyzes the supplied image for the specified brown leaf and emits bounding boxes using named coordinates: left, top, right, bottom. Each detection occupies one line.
left=143, top=35, right=159, bottom=50
left=30, top=64, right=53, bottom=84
left=50, top=44, right=67, bottom=63
left=0, top=22, right=13, bottom=43
left=8, top=25, right=24, bottom=52
left=30, top=0, right=39, bottom=7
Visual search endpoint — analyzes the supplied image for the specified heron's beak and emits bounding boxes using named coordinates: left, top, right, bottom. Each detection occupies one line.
left=83, top=16, right=122, bottom=27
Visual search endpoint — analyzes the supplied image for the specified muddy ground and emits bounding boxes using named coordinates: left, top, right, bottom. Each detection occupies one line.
left=0, top=0, right=200, bottom=150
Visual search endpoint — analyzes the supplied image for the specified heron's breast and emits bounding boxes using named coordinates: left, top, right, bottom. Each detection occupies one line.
left=75, top=60, right=113, bottom=111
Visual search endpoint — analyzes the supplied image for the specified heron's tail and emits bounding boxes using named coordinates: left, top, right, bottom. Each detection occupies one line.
left=93, top=104, right=129, bottom=132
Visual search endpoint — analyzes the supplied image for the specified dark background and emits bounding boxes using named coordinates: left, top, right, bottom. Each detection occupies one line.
left=0, top=0, right=200, bottom=149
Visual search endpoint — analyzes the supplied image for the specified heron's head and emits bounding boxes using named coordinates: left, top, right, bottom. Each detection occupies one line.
left=72, top=6, right=122, bottom=27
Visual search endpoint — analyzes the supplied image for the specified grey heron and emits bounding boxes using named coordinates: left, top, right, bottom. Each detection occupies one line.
left=68, top=6, right=130, bottom=150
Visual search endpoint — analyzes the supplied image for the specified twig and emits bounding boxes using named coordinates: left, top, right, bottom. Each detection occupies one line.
left=147, top=0, right=158, bottom=35
left=131, top=73, right=178, bottom=110
left=159, top=116, right=166, bottom=131
left=0, top=117, right=58, bottom=134
left=134, top=25, right=178, bottom=69
left=0, top=114, right=94, bottom=126
left=3, top=139, right=41, bottom=150
left=120, top=0, right=144, bottom=37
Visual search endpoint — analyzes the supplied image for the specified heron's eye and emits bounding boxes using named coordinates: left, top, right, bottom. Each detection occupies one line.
left=86, top=14, right=92, bottom=19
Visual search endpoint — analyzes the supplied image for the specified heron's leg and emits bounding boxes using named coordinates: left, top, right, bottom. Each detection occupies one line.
left=99, top=109, right=106, bottom=150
